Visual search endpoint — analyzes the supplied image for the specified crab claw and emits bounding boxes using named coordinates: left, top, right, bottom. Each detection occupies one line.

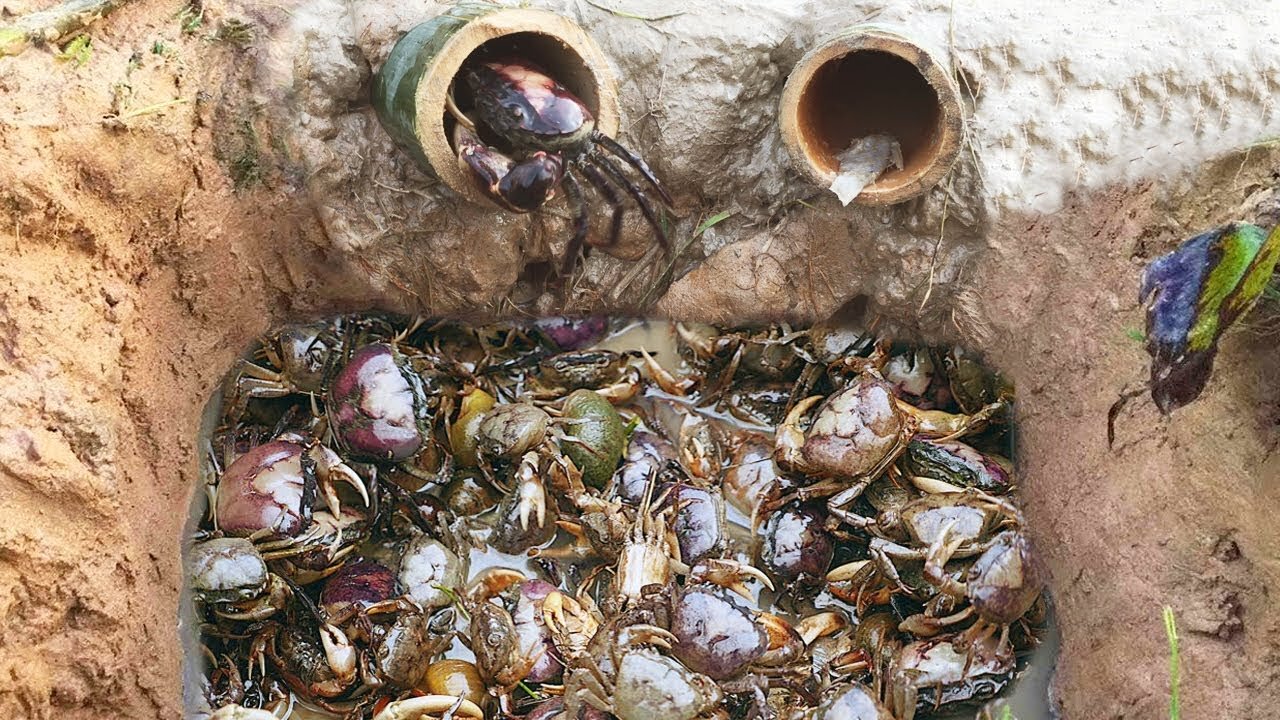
left=910, top=475, right=966, bottom=494
left=675, top=323, right=716, bottom=359
left=826, top=559, right=872, bottom=583
left=757, top=612, right=806, bottom=665
left=899, top=398, right=1007, bottom=441
left=543, top=590, right=598, bottom=635
left=595, top=366, right=642, bottom=405
left=311, top=444, right=369, bottom=518
left=515, top=451, right=547, bottom=531
left=373, top=695, right=485, bottom=720
left=640, top=347, right=695, bottom=396
left=773, top=395, right=823, bottom=474
left=542, top=589, right=569, bottom=631
left=795, top=610, right=848, bottom=646
left=830, top=649, right=872, bottom=676
left=694, top=558, right=775, bottom=601
left=246, top=627, right=273, bottom=681
left=465, top=566, right=526, bottom=606
left=499, top=152, right=565, bottom=212
left=318, top=622, right=357, bottom=689
left=899, top=605, right=977, bottom=638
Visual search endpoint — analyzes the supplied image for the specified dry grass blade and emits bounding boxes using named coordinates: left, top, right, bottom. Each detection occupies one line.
left=582, top=0, right=685, bottom=22
left=1164, top=605, right=1181, bottom=720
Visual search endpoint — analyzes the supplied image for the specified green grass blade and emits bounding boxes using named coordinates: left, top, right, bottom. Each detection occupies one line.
left=1164, top=605, right=1181, bottom=720
left=693, top=209, right=735, bottom=238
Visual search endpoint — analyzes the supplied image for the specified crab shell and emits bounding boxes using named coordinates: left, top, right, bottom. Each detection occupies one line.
left=188, top=537, right=268, bottom=604
left=375, top=610, right=454, bottom=688
left=398, top=535, right=467, bottom=610
left=466, top=59, right=595, bottom=152
left=476, top=402, right=550, bottom=460
left=216, top=440, right=315, bottom=538
left=613, top=650, right=723, bottom=720
left=759, top=502, right=834, bottom=587
left=669, top=585, right=767, bottom=679
left=319, top=560, right=399, bottom=619
left=808, top=683, right=894, bottom=720
left=967, top=531, right=1047, bottom=624
left=802, top=377, right=907, bottom=478
left=272, top=322, right=334, bottom=393
left=326, top=343, right=429, bottom=463
left=533, top=316, right=608, bottom=351
left=893, top=633, right=1014, bottom=710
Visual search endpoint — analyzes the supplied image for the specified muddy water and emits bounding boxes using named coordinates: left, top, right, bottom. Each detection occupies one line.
left=182, top=318, right=1056, bottom=719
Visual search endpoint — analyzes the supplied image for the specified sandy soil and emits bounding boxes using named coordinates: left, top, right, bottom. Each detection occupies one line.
left=0, top=0, right=1278, bottom=718
left=981, top=155, right=1280, bottom=719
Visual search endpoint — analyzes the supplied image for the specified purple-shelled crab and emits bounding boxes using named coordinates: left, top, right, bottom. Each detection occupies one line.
left=449, top=58, right=673, bottom=277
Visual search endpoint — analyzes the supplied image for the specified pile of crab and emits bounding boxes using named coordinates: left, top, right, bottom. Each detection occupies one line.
left=189, top=315, right=1047, bottom=720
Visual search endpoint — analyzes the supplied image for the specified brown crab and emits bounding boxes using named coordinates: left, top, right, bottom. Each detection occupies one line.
left=449, top=58, right=673, bottom=278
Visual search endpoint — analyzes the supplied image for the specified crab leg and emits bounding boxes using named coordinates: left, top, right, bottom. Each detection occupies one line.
left=559, top=172, right=591, bottom=278
left=585, top=153, right=670, bottom=253
left=577, top=160, right=625, bottom=248
left=592, top=131, right=674, bottom=206
left=694, top=557, right=775, bottom=600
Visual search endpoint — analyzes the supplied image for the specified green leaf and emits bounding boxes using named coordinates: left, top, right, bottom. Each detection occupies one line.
left=693, top=209, right=735, bottom=238
left=55, top=34, right=92, bottom=67
left=177, top=5, right=203, bottom=34
left=1125, top=328, right=1146, bottom=343
left=1140, top=222, right=1280, bottom=412
left=1262, top=278, right=1280, bottom=303
left=1187, top=223, right=1277, bottom=352
left=0, top=27, right=27, bottom=56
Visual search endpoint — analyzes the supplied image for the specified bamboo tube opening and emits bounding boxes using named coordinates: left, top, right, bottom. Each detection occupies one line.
left=376, top=9, right=620, bottom=204
left=780, top=28, right=963, bottom=205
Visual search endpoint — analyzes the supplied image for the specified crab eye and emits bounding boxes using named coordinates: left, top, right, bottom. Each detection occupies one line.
left=508, top=105, right=525, bottom=119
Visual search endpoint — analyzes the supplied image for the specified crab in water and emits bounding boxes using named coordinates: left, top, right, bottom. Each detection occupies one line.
left=769, top=371, right=1007, bottom=528
left=563, top=620, right=723, bottom=720
left=223, top=322, right=339, bottom=420
left=897, top=527, right=1046, bottom=653
left=449, top=57, right=673, bottom=278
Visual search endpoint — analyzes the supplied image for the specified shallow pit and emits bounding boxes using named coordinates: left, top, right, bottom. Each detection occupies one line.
left=183, top=315, right=1053, bottom=719
left=779, top=27, right=963, bottom=205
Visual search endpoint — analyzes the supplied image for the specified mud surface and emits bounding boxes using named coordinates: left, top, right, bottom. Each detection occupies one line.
left=0, top=0, right=1278, bottom=718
